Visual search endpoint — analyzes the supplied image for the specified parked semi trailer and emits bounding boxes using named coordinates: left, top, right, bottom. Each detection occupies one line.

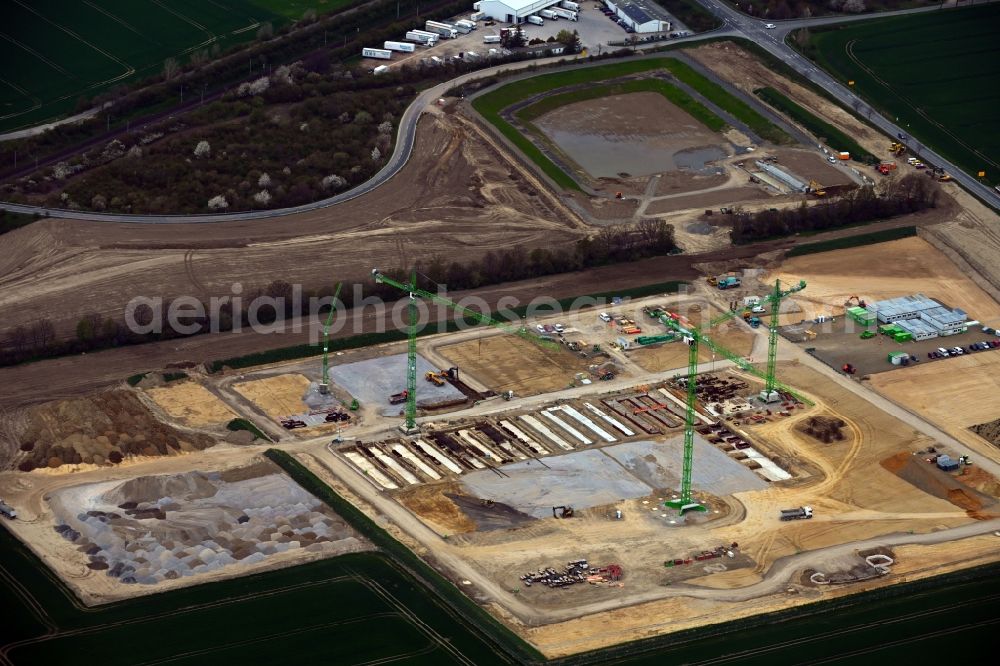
left=527, top=15, right=544, bottom=25
left=561, top=0, right=580, bottom=10
left=455, top=19, right=477, bottom=31
left=406, top=29, right=439, bottom=45
left=384, top=40, right=416, bottom=52
left=483, top=34, right=501, bottom=43
left=540, top=9, right=559, bottom=19
left=425, top=20, right=458, bottom=38
left=779, top=506, right=813, bottom=521
left=362, top=47, right=392, bottom=60
left=552, top=7, right=578, bottom=20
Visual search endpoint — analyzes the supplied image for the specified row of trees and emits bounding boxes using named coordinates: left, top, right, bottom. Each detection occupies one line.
left=0, top=220, right=679, bottom=365
left=730, top=174, right=939, bottom=244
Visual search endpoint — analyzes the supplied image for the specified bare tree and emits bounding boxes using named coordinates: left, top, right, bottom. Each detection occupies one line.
left=163, top=57, right=180, bottom=81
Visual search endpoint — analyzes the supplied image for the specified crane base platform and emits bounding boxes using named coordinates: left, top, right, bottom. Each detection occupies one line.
left=664, top=500, right=708, bottom=514
left=398, top=423, right=421, bottom=435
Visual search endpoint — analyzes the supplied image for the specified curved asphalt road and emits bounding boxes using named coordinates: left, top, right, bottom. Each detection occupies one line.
left=1, top=3, right=996, bottom=222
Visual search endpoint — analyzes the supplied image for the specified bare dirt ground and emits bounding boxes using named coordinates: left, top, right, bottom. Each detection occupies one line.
left=768, top=236, right=1000, bottom=323
left=645, top=186, right=772, bottom=215
left=870, top=353, right=1000, bottom=460
left=0, top=110, right=586, bottom=340
left=9, top=390, right=216, bottom=471
left=233, top=374, right=312, bottom=421
left=686, top=41, right=885, bottom=160
left=145, top=381, right=236, bottom=428
left=629, top=311, right=754, bottom=372
left=437, top=334, right=607, bottom=395
left=534, top=92, right=731, bottom=181
left=768, top=148, right=854, bottom=187
left=921, top=215, right=1000, bottom=303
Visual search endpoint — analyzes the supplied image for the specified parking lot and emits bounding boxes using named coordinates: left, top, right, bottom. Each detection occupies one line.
left=361, top=2, right=687, bottom=71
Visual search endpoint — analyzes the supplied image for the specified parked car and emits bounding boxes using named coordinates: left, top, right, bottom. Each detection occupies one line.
left=951, top=347, right=964, bottom=355
left=536, top=324, right=546, bottom=333
left=554, top=323, right=565, bottom=334
left=764, top=23, right=776, bottom=29
left=937, top=347, right=950, bottom=356
left=928, top=351, right=937, bottom=359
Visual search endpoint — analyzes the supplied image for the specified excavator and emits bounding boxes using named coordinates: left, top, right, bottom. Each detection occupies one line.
left=889, top=142, right=906, bottom=156
left=808, top=179, right=826, bottom=197
left=844, top=295, right=866, bottom=308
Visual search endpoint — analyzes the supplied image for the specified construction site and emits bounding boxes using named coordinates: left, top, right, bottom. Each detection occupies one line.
left=2, top=31, right=1000, bottom=663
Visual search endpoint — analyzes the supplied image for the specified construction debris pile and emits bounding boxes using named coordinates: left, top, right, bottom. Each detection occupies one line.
left=664, top=543, right=740, bottom=567
left=799, top=416, right=846, bottom=443
left=50, top=470, right=360, bottom=585
left=520, top=559, right=624, bottom=589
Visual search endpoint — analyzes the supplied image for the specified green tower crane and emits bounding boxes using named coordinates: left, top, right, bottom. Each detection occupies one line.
left=659, top=307, right=743, bottom=513
left=318, top=282, right=343, bottom=395
left=371, top=268, right=551, bottom=433
left=761, top=279, right=807, bottom=403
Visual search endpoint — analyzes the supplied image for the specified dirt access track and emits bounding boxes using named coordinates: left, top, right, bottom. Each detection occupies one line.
left=0, top=108, right=584, bottom=340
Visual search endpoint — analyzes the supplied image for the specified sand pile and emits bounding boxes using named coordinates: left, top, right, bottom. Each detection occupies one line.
left=50, top=468, right=360, bottom=585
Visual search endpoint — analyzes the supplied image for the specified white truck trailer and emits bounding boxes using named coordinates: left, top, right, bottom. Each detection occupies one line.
left=453, top=21, right=472, bottom=34
left=526, top=15, right=544, bottom=25
left=455, top=19, right=477, bottom=31
left=539, top=9, right=559, bottom=19
left=362, top=47, right=392, bottom=60
left=483, top=34, right=501, bottom=43
left=384, top=41, right=416, bottom=52
left=425, top=20, right=458, bottom=38
left=470, top=11, right=485, bottom=21
left=406, top=29, right=439, bottom=45
left=561, top=0, right=580, bottom=10
left=552, top=7, right=578, bottom=20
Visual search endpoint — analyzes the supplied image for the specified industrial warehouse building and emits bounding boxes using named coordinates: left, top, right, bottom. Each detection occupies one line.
left=603, top=0, right=671, bottom=33
left=477, top=0, right=564, bottom=23
left=866, top=294, right=969, bottom=339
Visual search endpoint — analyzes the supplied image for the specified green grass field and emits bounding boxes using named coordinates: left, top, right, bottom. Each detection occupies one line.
left=807, top=4, right=1000, bottom=185
left=0, top=0, right=355, bottom=132
left=472, top=57, right=790, bottom=190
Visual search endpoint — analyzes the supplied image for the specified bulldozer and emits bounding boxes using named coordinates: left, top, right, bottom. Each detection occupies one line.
left=889, top=142, right=906, bottom=156
left=425, top=371, right=446, bottom=386
left=552, top=506, right=574, bottom=518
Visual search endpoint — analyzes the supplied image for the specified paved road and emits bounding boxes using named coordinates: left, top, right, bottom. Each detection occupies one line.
left=4, top=3, right=995, bottom=222
left=692, top=0, right=1000, bottom=208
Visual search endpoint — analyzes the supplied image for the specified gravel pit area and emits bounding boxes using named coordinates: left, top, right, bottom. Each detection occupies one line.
left=47, top=461, right=365, bottom=587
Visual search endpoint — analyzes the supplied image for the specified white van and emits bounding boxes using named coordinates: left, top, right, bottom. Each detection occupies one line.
left=599, top=312, right=612, bottom=322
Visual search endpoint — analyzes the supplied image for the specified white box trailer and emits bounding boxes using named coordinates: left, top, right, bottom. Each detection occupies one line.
left=425, top=20, right=458, bottom=38
left=453, top=22, right=472, bottom=34
left=384, top=40, right=416, bottom=52
left=561, top=0, right=580, bottom=10
left=526, top=15, right=544, bottom=25
left=373, top=65, right=390, bottom=75
left=470, top=11, right=485, bottom=21
left=552, top=7, right=577, bottom=20
left=407, top=29, right=439, bottom=44
left=473, top=1, right=481, bottom=9
left=483, top=34, right=501, bottom=43
left=362, top=47, right=392, bottom=60
left=539, top=9, right=559, bottom=19
left=455, top=19, right=477, bottom=30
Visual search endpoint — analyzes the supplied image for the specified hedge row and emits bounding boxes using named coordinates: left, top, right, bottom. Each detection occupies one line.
left=786, top=225, right=916, bottom=257
left=264, top=448, right=544, bottom=664
left=226, top=418, right=271, bottom=442
left=755, top=86, right=878, bottom=163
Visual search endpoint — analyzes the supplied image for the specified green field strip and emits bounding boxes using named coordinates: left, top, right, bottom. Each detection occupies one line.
left=249, top=0, right=360, bottom=20
left=808, top=3, right=1000, bottom=182
left=32, top=0, right=158, bottom=64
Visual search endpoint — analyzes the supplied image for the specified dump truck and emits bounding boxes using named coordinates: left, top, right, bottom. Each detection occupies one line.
left=878, top=161, right=897, bottom=175
left=0, top=500, right=16, bottom=520
left=425, top=20, right=458, bottom=38
left=389, top=390, right=409, bottom=404
left=780, top=506, right=813, bottom=521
